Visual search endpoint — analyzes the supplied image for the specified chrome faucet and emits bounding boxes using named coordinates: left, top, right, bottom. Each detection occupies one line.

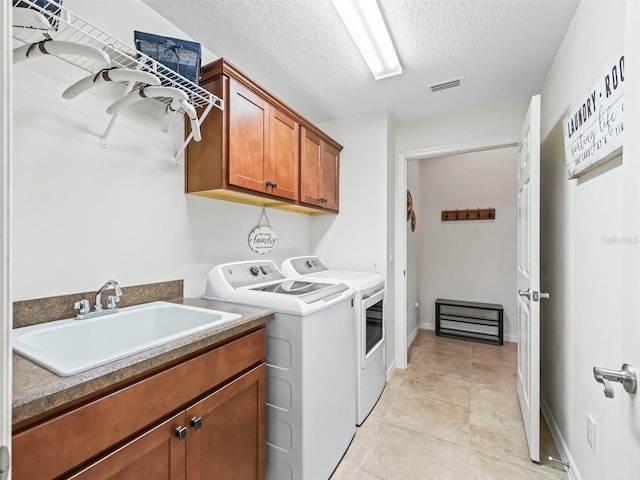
left=94, top=279, right=123, bottom=312
left=73, top=279, right=123, bottom=320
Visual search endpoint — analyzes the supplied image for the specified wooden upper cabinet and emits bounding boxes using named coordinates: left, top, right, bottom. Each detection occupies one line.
left=228, top=79, right=269, bottom=193
left=320, top=142, right=340, bottom=212
left=268, top=108, right=299, bottom=201
left=300, top=128, right=322, bottom=206
left=185, top=58, right=341, bottom=214
left=300, top=127, right=340, bottom=212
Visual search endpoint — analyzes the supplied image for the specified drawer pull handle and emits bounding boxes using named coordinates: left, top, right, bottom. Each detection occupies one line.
left=190, top=417, right=203, bottom=431
left=175, top=426, right=187, bottom=441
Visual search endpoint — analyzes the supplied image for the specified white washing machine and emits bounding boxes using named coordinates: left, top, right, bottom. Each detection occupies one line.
left=204, top=260, right=355, bottom=480
left=281, top=256, right=386, bottom=426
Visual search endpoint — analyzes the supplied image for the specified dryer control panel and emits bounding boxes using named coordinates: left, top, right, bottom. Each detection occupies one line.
left=222, top=261, right=286, bottom=288
left=289, top=256, right=328, bottom=274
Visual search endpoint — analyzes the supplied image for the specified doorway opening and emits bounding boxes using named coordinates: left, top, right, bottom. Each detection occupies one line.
left=394, top=137, right=518, bottom=369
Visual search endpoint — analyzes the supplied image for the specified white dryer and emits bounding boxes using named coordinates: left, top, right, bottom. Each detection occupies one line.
left=204, top=260, right=355, bottom=480
left=281, top=256, right=386, bottom=425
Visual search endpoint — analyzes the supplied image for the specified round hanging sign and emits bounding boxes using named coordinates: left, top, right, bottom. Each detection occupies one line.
left=248, top=225, right=277, bottom=254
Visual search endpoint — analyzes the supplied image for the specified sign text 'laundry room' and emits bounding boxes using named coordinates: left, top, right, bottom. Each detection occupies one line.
left=563, top=52, right=624, bottom=178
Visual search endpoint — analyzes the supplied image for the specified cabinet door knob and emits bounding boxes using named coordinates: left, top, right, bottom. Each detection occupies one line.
left=175, top=426, right=188, bottom=441
left=272, top=182, right=277, bottom=188
left=265, top=180, right=272, bottom=187
left=190, top=417, right=203, bottom=431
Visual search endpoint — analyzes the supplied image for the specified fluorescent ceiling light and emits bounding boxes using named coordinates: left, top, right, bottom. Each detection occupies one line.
left=331, top=0, right=402, bottom=80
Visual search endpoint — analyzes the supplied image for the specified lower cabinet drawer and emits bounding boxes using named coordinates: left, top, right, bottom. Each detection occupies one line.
left=13, top=328, right=265, bottom=480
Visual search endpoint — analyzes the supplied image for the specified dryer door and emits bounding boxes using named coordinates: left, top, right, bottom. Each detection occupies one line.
left=362, top=288, right=384, bottom=367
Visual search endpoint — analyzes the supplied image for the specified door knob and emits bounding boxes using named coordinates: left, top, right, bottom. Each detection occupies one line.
left=593, top=363, right=637, bottom=399
left=518, top=289, right=532, bottom=300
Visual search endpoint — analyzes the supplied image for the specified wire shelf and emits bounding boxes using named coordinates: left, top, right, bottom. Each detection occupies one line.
left=12, top=0, right=222, bottom=153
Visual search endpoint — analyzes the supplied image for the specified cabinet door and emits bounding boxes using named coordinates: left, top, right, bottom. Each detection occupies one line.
left=300, top=127, right=322, bottom=206
left=68, top=412, right=186, bottom=480
left=268, top=108, right=299, bottom=201
left=320, top=142, right=340, bottom=212
left=228, top=79, right=269, bottom=193
left=186, top=364, right=266, bottom=480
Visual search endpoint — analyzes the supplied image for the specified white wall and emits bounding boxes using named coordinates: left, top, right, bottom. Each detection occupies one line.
left=11, top=0, right=311, bottom=301
left=415, top=148, right=518, bottom=341
left=1, top=0, right=12, bottom=463
left=313, top=112, right=388, bottom=275
left=539, top=2, right=626, bottom=479
left=314, top=111, right=390, bottom=364
left=406, top=160, right=421, bottom=345
left=395, top=96, right=529, bottom=154
left=386, top=116, right=397, bottom=371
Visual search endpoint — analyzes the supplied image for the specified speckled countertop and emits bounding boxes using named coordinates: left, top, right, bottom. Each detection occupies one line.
left=12, top=297, right=272, bottom=426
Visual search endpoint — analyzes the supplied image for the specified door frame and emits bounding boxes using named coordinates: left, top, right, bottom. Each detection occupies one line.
left=394, top=136, right=518, bottom=368
left=1, top=0, right=12, bottom=469
left=621, top=1, right=640, bottom=476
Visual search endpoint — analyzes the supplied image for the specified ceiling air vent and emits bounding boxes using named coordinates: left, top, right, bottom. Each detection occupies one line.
left=430, top=77, right=463, bottom=93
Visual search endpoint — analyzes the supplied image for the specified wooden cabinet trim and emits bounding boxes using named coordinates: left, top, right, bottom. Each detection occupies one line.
left=12, top=329, right=265, bottom=480
left=201, top=58, right=342, bottom=152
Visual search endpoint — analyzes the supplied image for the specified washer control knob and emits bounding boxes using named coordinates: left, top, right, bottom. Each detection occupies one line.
left=305, top=260, right=313, bottom=269
left=249, top=266, right=260, bottom=276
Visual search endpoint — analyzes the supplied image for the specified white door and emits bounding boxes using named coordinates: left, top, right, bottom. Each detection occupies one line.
left=516, top=95, right=542, bottom=463
left=0, top=3, right=11, bottom=480
left=619, top=1, right=640, bottom=477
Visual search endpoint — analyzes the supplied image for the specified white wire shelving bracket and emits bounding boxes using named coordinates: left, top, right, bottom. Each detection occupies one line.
left=12, top=0, right=223, bottom=160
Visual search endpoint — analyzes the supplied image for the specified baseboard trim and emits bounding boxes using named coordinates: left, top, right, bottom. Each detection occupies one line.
left=386, top=358, right=397, bottom=378
left=408, top=324, right=419, bottom=347
left=504, top=333, right=518, bottom=343
left=541, top=398, right=581, bottom=480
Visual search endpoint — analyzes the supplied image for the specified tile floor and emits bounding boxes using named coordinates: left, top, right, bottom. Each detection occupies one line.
left=331, top=329, right=568, bottom=479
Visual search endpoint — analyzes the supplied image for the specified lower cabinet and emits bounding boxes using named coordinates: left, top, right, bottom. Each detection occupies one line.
left=187, top=364, right=265, bottom=480
left=70, top=365, right=266, bottom=480
left=12, top=328, right=266, bottom=480
left=68, top=412, right=187, bottom=480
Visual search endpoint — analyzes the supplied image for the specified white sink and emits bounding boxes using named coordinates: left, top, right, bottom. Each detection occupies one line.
left=12, top=301, right=241, bottom=377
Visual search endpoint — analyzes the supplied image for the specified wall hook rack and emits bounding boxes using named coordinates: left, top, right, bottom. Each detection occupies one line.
left=441, top=207, right=496, bottom=221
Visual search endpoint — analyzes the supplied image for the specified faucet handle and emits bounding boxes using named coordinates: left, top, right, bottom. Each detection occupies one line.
left=74, top=299, right=91, bottom=316
left=106, top=295, right=120, bottom=310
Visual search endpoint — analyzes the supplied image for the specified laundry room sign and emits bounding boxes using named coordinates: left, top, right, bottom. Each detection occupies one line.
left=248, top=208, right=277, bottom=254
left=563, top=51, right=624, bottom=179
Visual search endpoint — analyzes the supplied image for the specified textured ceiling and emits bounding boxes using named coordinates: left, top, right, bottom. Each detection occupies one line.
left=143, top=0, right=579, bottom=123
